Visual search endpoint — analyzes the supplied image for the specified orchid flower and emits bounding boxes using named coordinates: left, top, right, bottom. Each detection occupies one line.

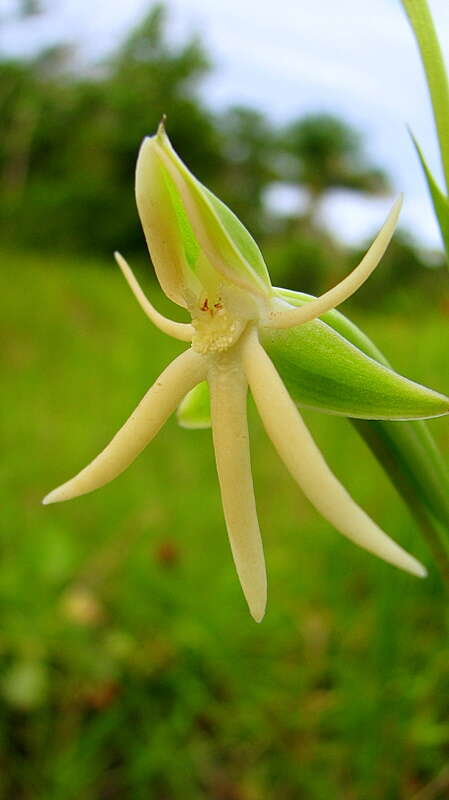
left=43, top=123, right=449, bottom=622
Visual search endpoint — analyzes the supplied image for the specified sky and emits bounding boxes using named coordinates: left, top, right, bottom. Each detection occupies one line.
left=2, top=0, right=449, bottom=249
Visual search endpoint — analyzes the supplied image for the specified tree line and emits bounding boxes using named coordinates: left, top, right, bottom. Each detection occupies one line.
left=0, top=4, right=445, bottom=301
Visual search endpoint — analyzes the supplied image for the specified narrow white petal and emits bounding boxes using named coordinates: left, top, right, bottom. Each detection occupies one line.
left=114, top=252, right=194, bottom=342
left=264, top=196, right=402, bottom=330
left=242, top=329, right=426, bottom=578
left=43, top=348, right=206, bottom=505
left=208, top=357, right=267, bottom=622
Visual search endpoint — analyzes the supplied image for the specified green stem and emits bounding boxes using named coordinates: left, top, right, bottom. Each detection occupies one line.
left=352, top=418, right=449, bottom=593
left=401, top=0, right=449, bottom=194
left=411, top=505, right=449, bottom=594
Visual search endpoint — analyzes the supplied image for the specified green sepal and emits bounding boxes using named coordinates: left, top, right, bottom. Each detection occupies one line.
left=260, top=321, right=448, bottom=421
left=177, top=383, right=212, bottom=430
left=155, top=125, right=271, bottom=297
left=410, top=132, right=449, bottom=262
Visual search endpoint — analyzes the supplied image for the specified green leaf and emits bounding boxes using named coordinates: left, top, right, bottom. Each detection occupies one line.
left=352, top=417, right=449, bottom=532
left=410, top=133, right=449, bottom=261
left=401, top=0, right=449, bottom=194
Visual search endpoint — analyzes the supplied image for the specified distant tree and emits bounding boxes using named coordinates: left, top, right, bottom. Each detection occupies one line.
left=0, top=4, right=224, bottom=254
left=104, top=5, right=223, bottom=209
left=1, top=0, right=42, bottom=20
left=216, top=106, right=278, bottom=239
left=349, top=229, right=446, bottom=309
left=18, top=0, right=42, bottom=16
left=281, top=113, right=389, bottom=229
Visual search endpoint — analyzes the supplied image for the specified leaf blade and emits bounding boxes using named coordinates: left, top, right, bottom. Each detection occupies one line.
left=401, top=0, right=449, bottom=193
left=410, top=133, right=449, bottom=261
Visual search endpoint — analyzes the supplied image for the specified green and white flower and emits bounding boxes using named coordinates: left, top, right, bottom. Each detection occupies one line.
left=43, top=123, right=449, bottom=622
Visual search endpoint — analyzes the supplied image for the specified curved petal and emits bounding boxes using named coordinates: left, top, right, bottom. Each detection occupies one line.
left=241, top=328, right=426, bottom=578
left=208, top=357, right=267, bottom=622
left=114, top=252, right=194, bottom=342
left=43, top=348, right=206, bottom=504
left=264, top=196, right=402, bottom=329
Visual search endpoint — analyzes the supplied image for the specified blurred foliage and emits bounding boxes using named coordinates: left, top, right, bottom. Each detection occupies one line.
left=2, top=252, right=449, bottom=798
left=280, top=114, right=390, bottom=229
left=0, top=6, right=223, bottom=255
left=0, top=2, right=447, bottom=308
left=2, top=0, right=42, bottom=20
left=2, top=7, right=449, bottom=797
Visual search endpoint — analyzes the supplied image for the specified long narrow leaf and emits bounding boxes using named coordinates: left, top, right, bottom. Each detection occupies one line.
left=401, top=0, right=449, bottom=193
left=410, top=133, right=449, bottom=260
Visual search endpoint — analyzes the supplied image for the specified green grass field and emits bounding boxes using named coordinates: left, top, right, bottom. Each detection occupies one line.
left=2, top=250, right=449, bottom=799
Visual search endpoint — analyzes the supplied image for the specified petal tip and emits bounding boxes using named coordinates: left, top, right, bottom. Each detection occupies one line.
left=42, top=485, right=67, bottom=505
left=415, top=562, right=428, bottom=579
left=249, top=597, right=266, bottom=623
left=42, top=491, right=55, bottom=506
left=403, top=554, right=427, bottom=579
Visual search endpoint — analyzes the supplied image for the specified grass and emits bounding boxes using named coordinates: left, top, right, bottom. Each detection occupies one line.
left=2, top=249, right=449, bottom=799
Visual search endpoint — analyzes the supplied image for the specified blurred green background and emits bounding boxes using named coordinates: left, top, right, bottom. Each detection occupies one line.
left=2, top=3, right=449, bottom=798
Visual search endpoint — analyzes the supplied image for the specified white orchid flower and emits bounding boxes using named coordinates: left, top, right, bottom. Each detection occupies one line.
left=43, top=122, right=449, bottom=622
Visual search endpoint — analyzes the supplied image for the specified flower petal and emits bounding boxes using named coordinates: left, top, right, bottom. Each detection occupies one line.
left=242, top=329, right=426, bottom=578
left=43, top=349, right=206, bottom=504
left=177, top=313, right=449, bottom=423
left=114, top=252, right=194, bottom=341
left=274, top=288, right=449, bottom=530
left=264, top=197, right=402, bottom=328
left=208, top=358, right=267, bottom=622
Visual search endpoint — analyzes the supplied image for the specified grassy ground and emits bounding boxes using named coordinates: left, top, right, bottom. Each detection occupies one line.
left=2, top=250, right=449, bottom=799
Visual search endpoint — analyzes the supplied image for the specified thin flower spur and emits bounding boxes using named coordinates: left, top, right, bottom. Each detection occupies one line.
left=43, top=123, right=449, bottom=621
